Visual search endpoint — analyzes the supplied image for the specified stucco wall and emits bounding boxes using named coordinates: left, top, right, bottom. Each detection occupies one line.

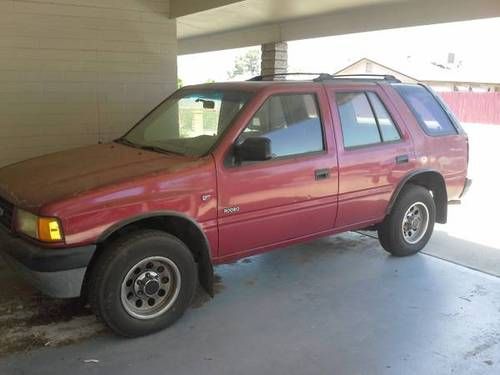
left=0, top=0, right=177, bottom=167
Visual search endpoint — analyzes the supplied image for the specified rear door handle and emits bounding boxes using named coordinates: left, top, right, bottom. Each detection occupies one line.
left=315, top=168, right=330, bottom=180
left=395, top=155, right=409, bottom=164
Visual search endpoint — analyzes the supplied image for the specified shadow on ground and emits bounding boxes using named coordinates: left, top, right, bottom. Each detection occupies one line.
left=425, top=230, right=500, bottom=277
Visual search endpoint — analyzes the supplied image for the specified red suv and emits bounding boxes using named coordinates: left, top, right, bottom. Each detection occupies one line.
left=0, top=74, right=470, bottom=337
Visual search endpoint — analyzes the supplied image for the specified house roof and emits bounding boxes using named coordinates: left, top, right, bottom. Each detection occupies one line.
left=335, top=57, right=500, bottom=85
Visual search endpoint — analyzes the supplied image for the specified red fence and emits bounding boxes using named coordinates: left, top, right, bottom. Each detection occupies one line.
left=438, top=92, right=500, bottom=125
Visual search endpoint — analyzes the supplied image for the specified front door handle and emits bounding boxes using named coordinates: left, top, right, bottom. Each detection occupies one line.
left=395, top=154, right=409, bottom=164
left=315, top=168, right=330, bottom=180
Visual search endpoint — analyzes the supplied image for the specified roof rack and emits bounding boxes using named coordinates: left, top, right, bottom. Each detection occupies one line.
left=247, top=72, right=334, bottom=81
left=247, top=73, right=401, bottom=83
left=321, top=74, right=401, bottom=83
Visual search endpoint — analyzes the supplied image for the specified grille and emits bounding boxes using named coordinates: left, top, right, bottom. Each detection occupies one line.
left=0, top=196, right=14, bottom=230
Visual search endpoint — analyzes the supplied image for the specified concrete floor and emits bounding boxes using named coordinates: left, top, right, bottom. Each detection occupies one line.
left=1, top=232, right=500, bottom=375
left=1, top=124, right=499, bottom=374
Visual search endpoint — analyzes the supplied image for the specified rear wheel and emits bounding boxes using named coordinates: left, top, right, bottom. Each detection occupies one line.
left=88, top=230, right=197, bottom=337
left=378, top=184, right=436, bottom=256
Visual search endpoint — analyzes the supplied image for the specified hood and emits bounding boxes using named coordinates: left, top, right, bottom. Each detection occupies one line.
left=0, top=143, right=196, bottom=211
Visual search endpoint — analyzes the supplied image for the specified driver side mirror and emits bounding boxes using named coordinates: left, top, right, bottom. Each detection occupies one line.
left=235, top=137, right=272, bottom=164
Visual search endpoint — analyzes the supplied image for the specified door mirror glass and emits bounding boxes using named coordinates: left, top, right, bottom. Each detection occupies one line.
left=235, top=137, right=272, bottom=163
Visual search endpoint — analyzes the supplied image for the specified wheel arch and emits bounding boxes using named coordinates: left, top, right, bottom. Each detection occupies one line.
left=84, top=211, right=214, bottom=297
left=387, top=170, right=448, bottom=224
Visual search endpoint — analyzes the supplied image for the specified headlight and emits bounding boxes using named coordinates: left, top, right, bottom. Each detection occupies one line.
left=15, top=209, right=63, bottom=242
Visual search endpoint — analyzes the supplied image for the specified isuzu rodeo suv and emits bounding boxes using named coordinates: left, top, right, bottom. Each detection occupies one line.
left=0, top=73, right=471, bottom=337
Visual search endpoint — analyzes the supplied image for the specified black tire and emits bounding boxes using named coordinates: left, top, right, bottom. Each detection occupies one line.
left=378, top=184, right=436, bottom=257
left=87, top=230, right=197, bottom=337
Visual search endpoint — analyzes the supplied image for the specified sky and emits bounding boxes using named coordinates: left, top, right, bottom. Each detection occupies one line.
left=178, top=17, right=500, bottom=85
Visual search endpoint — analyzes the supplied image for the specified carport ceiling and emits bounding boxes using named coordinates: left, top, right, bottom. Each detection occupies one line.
left=176, top=0, right=396, bottom=39
left=175, top=0, right=500, bottom=55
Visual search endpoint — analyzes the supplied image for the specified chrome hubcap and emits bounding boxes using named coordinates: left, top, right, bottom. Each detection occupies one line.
left=121, top=256, right=181, bottom=320
left=401, top=202, right=429, bottom=244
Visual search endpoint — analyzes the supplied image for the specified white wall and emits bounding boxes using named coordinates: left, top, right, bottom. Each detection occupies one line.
left=0, top=0, right=177, bottom=167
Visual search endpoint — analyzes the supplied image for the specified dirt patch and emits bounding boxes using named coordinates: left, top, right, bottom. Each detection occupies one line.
left=459, top=285, right=489, bottom=304
left=464, top=332, right=500, bottom=360
left=0, top=265, right=107, bottom=358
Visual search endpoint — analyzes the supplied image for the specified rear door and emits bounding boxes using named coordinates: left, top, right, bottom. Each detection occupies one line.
left=214, top=85, right=339, bottom=259
left=327, top=83, right=415, bottom=230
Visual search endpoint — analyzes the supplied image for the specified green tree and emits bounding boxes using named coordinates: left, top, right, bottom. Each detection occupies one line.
left=177, top=78, right=184, bottom=88
left=227, top=49, right=261, bottom=79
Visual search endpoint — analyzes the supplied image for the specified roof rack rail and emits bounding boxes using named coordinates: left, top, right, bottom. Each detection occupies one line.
left=247, top=72, right=401, bottom=83
left=247, top=72, right=334, bottom=81
left=318, top=74, right=401, bottom=83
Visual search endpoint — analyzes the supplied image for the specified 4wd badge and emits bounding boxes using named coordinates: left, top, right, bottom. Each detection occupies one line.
left=223, top=206, right=240, bottom=215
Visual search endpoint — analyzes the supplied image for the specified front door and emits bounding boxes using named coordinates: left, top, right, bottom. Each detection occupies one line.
left=215, top=86, right=339, bottom=259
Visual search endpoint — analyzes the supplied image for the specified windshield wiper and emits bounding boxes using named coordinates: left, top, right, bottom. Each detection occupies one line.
left=138, top=145, right=185, bottom=156
left=115, top=138, right=185, bottom=156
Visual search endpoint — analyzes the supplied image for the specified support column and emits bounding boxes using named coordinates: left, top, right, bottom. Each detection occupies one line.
left=261, top=41, right=288, bottom=77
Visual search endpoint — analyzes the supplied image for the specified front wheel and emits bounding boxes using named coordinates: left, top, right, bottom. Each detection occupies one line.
left=378, top=184, right=436, bottom=257
left=88, top=230, right=197, bottom=337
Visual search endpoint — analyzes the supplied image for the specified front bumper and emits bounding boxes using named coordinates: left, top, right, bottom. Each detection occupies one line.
left=0, top=226, right=96, bottom=298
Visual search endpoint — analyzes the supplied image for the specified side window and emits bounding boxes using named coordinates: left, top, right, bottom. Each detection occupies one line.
left=394, top=84, right=457, bottom=136
left=367, top=92, right=401, bottom=142
left=336, top=92, right=401, bottom=148
left=336, top=92, right=381, bottom=148
left=237, top=94, right=324, bottom=158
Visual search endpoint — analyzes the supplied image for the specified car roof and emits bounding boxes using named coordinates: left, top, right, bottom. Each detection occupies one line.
left=182, top=79, right=388, bottom=93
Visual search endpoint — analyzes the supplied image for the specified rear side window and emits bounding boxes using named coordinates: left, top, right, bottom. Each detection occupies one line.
left=367, top=92, right=401, bottom=142
left=336, top=92, right=401, bottom=148
left=238, top=94, right=324, bottom=158
left=394, top=84, right=457, bottom=136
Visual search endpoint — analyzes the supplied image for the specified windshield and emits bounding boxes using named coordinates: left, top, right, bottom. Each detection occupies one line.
left=121, top=90, right=252, bottom=156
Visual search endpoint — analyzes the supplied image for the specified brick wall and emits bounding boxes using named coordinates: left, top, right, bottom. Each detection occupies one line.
left=0, top=0, right=177, bottom=167
left=261, top=41, right=287, bottom=77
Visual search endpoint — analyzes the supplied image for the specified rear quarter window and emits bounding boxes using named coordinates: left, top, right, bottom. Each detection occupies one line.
left=394, top=84, right=458, bottom=136
left=335, top=91, right=401, bottom=149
